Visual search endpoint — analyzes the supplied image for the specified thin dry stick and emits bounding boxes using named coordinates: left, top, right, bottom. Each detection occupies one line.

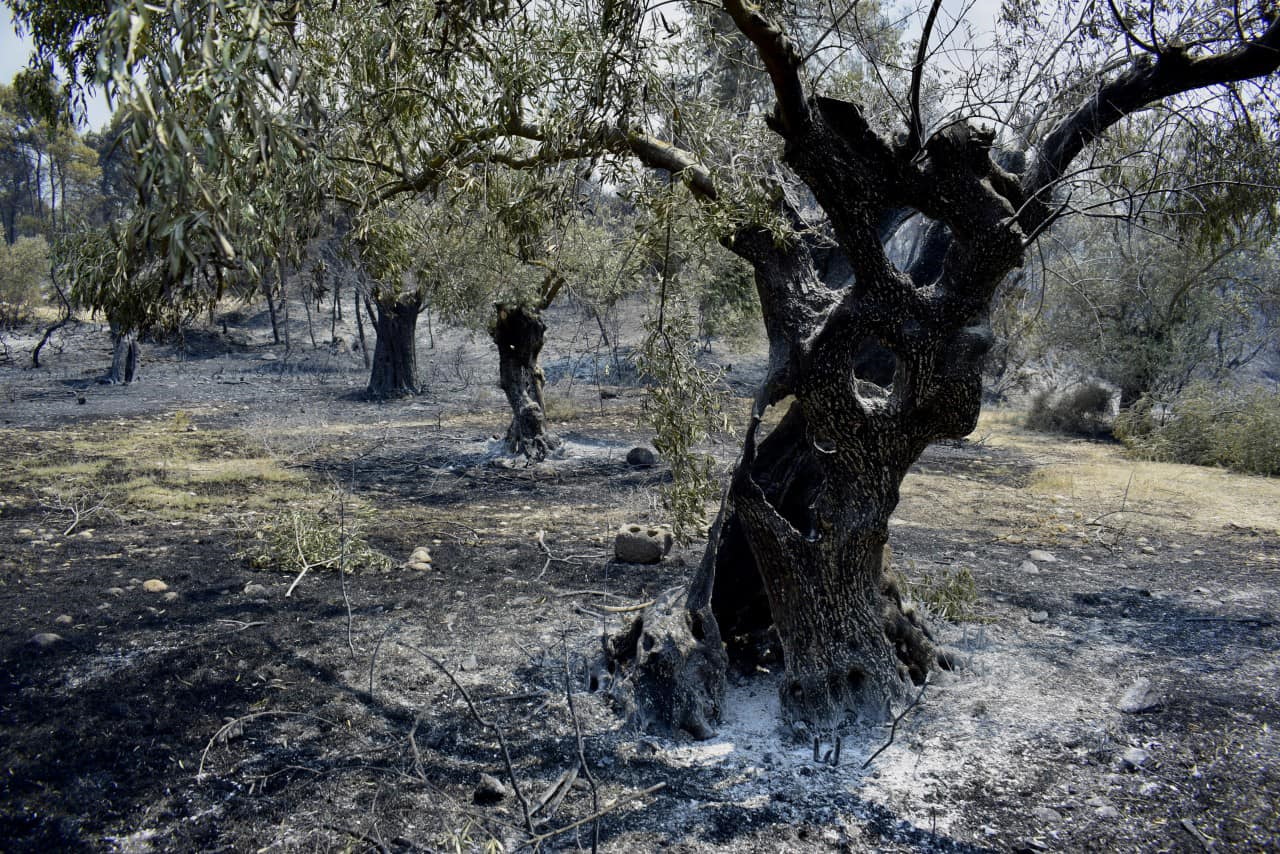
left=530, top=761, right=580, bottom=820
left=527, top=783, right=667, bottom=848
left=599, top=600, right=654, bottom=614
left=554, top=589, right=624, bottom=600
left=367, top=622, right=399, bottom=700
left=197, top=710, right=338, bottom=778
left=862, top=678, right=930, bottom=769
left=563, top=633, right=600, bottom=854
left=395, top=641, right=535, bottom=834
left=408, top=714, right=428, bottom=781
left=285, top=518, right=342, bottom=598
left=336, top=474, right=358, bottom=659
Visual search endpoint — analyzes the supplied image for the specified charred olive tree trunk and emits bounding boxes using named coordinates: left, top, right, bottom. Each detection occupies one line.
left=367, top=290, right=422, bottom=399
left=102, top=322, right=140, bottom=385
left=605, top=1, right=1280, bottom=738
left=491, top=303, right=561, bottom=460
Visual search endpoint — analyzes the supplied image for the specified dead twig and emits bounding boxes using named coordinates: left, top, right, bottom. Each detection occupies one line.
left=197, top=710, right=338, bottom=778
left=336, top=474, right=359, bottom=659
left=395, top=641, right=535, bottom=835
left=534, top=530, right=593, bottom=581
left=599, top=600, right=654, bottom=614
left=367, top=622, right=398, bottom=701
left=284, top=519, right=342, bottom=597
left=1183, top=616, right=1273, bottom=627
left=862, top=677, right=930, bottom=769
left=1180, top=817, right=1214, bottom=851
left=554, top=589, right=624, bottom=600
left=322, top=823, right=390, bottom=854
left=215, top=619, right=266, bottom=632
left=526, top=783, right=666, bottom=848
left=563, top=632, right=600, bottom=853
left=529, top=761, right=580, bottom=820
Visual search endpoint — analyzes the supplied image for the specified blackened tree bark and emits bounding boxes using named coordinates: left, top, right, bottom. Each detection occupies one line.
left=607, top=3, right=1280, bottom=736
left=102, top=321, right=140, bottom=384
left=367, top=290, right=422, bottom=399
left=491, top=302, right=561, bottom=460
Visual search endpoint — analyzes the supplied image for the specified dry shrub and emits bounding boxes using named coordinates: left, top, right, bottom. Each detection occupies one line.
left=904, top=565, right=983, bottom=623
left=1114, top=382, right=1280, bottom=476
left=239, top=497, right=394, bottom=573
left=1026, top=382, right=1113, bottom=439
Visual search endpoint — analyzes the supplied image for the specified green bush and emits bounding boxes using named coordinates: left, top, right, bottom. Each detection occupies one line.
left=1114, top=382, right=1280, bottom=476
left=1025, top=382, right=1113, bottom=438
left=0, top=236, right=50, bottom=326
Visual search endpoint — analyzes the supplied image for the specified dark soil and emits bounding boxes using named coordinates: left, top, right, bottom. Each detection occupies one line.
left=1, top=312, right=1276, bottom=852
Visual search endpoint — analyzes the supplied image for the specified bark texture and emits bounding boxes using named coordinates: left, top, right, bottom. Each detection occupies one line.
left=491, top=303, right=560, bottom=460
left=367, top=292, right=421, bottom=399
left=102, top=324, right=140, bottom=385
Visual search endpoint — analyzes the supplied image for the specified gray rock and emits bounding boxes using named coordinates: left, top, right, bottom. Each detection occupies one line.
left=614, top=523, right=674, bottom=564
left=1028, top=550, right=1057, bottom=563
left=30, top=632, right=64, bottom=647
left=1019, top=560, right=1040, bottom=574
left=460, top=654, right=479, bottom=672
left=106, top=587, right=126, bottom=597
left=1029, top=610, right=1049, bottom=623
left=243, top=583, right=268, bottom=596
left=1118, top=678, right=1161, bottom=713
left=1138, top=782, right=1161, bottom=797
left=142, top=579, right=168, bottom=593
left=1120, top=747, right=1151, bottom=770
left=1094, top=805, right=1120, bottom=820
left=473, top=773, right=509, bottom=805
left=1032, top=806, right=1063, bottom=824
left=54, top=614, right=74, bottom=626
left=626, top=446, right=657, bottom=467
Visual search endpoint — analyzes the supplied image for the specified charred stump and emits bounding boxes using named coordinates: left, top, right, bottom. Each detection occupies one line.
left=491, top=303, right=560, bottom=460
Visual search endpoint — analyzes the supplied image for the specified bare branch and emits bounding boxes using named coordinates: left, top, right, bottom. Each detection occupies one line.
left=909, top=0, right=946, bottom=150
left=1025, top=17, right=1280, bottom=212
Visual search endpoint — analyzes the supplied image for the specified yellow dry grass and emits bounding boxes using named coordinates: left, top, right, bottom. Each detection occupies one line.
left=989, top=411, right=1279, bottom=533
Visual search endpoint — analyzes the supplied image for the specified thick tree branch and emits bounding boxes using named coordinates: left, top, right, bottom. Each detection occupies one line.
left=1024, top=18, right=1280, bottom=218
left=908, top=0, right=945, bottom=151
left=722, top=0, right=810, bottom=135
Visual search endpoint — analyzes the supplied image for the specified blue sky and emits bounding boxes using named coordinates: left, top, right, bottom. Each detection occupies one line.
left=3, top=12, right=113, bottom=131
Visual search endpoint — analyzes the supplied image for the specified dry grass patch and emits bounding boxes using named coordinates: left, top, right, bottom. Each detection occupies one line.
left=973, top=409, right=1280, bottom=537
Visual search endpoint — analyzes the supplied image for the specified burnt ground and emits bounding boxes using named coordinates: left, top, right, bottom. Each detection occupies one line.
left=0, top=311, right=1278, bottom=853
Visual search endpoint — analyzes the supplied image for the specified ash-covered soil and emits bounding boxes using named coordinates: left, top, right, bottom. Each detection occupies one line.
left=0, top=308, right=1277, bottom=852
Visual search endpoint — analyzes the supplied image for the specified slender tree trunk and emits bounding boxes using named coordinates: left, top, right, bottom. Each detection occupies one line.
left=102, top=322, right=140, bottom=385
left=490, top=303, right=561, bottom=460
left=367, top=291, right=422, bottom=399
left=264, top=277, right=280, bottom=344
left=302, top=284, right=318, bottom=348
left=354, top=290, right=370, bottom=368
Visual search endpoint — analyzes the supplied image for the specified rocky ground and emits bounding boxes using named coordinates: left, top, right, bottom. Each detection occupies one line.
left=0, top=307, right=1277, bottom=852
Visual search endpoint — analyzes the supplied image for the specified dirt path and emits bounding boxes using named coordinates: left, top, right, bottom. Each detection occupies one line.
left=1, top=319, right=1276, bottom=852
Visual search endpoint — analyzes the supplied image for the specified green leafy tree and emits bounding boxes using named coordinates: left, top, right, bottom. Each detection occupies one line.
left=1030, top=216, right=1279, bottom=407
left=0, top=233, right=49, bottom=325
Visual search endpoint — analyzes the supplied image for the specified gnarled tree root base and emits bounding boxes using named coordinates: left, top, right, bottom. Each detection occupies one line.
left=603, top=589, right=727, bottom=740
